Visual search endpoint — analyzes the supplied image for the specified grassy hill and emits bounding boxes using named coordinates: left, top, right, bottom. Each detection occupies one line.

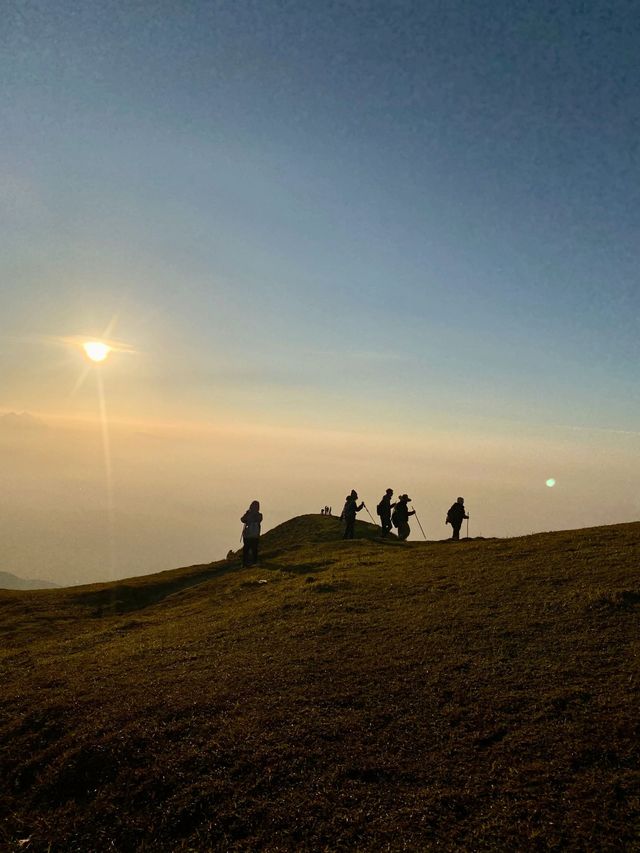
left=1, top=515, right=638, bottom=851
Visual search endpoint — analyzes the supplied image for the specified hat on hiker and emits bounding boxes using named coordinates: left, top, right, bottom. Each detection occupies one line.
left=399, top=494, right=411, bottom=501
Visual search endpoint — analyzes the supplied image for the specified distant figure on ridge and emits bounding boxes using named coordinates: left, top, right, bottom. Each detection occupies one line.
left=376, top=488, right=396, bottom=537
left=446, top=497, right=469, bottom=541
left=342, top=490, right=364, bottom=539
left=241, top=500, right=263, bottom=567
left=392, top=494, right=415, bottom=541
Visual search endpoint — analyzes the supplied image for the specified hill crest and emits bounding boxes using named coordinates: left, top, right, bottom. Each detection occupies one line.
left=1, top=518, right=638, bottom=851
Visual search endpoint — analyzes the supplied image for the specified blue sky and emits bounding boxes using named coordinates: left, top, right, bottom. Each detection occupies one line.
left=1, top=1, right=639, bottom=579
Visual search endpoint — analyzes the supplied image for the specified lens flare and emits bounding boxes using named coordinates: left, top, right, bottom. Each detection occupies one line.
left=546, top=478, right=556, bottom=488
left=83, top=341, right=111, bottom=362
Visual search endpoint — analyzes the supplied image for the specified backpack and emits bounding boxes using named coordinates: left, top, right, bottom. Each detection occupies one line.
left=376, top=501, right=383, bottom=515
left=244, top=521, right=260, bottom=538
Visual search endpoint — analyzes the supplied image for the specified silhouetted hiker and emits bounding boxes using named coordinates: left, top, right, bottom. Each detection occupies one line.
left=376, top=488, right=396, bottom=537
left=241, top=500, right=263, bottom=567
left=321, top=507, right=325, bottom=515
left=446, top=497, right=469, bottom=541
left=342, top=490, right=364, bottom=539
left=392, top=494, right=415, bottom=541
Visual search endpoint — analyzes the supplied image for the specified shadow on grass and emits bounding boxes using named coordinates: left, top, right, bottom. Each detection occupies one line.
left=261, top=556, right=340, bottom=575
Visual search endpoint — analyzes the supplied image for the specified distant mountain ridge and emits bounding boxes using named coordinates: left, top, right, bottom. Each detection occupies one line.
left=0, top=570, right=59, bottom=590
left=0, top=411, right=47, bottom=430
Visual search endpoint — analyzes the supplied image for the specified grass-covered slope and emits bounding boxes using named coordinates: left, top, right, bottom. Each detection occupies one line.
left=1, top=515, right=639, bottom=852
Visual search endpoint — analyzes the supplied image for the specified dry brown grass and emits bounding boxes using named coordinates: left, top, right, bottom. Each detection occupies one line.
left=1, top=515, right=639, bottom=851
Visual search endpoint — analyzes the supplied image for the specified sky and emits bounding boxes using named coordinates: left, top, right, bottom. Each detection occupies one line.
left=2, top=0, right=639, bottom=585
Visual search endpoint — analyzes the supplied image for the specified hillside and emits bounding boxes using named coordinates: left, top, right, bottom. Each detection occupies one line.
left=1, top=515, right=638, bottom=851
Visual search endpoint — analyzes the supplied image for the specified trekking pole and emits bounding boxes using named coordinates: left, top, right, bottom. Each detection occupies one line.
left=466, top=515, right=470, bottom=539
left=363, top=504, right=378, bottom=526
left=413, top=509, right=427, bottom=540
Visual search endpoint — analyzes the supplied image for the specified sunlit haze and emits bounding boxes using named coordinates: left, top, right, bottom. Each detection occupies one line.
left=83, top=341, right=111, bottom=363
left=2, top=2, right=639, bottom=585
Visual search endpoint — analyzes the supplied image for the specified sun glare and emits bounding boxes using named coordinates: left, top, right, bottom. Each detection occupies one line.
left=83, top=341, right=111, bottom=363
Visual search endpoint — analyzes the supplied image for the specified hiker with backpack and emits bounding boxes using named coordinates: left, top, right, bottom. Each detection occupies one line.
left=341, top=490, right=364, bottom=539
left=376, top=488, right=396, bottom=537
left=392, top=494, right=415, bottom=541
left=446, top=497, right=469, bottom=541
left=241, top=500, right=263, bottom=566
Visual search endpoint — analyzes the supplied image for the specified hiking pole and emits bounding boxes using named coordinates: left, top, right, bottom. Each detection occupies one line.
left=413, top=508, right=427, bottom=540
left=466, top=515, right=470, bottom=539
left=363, top=503, right=378, bottom=526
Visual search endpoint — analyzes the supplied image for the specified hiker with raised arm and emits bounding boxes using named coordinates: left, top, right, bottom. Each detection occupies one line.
left=392, top=494, right=415, bottom=541
left=376, top=488, right=396, bottom=537
left=342, top=490, right=364, bottom=539
left=446, top=497, right=469, bottom=541
left=241, top=500, right=263, bottom=567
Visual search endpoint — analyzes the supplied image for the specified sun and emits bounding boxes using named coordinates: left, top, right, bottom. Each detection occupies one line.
left=83, top=341, right=112, bottom=363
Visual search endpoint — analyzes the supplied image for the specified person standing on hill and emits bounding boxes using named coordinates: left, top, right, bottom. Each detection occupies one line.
left=241, top=500, right=263, bottom=567
left=376, top=488, right=396, bottom=537
left=342, top=490, right=364, bottom=539
left=446, top=497, right=469, bottom=541
left=392, top=494, right=415, bottom=541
